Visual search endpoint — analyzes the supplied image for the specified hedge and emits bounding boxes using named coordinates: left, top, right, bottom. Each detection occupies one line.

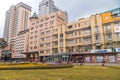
left=0, top=63, right=73, bottom=70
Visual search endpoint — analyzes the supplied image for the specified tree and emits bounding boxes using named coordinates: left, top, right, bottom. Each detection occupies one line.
left=0, top=38, right=8, bottom=49
left=0, top=38, right=8, bottom=62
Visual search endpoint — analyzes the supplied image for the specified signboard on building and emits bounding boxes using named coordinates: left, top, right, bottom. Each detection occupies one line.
left=15, top=54, right=25, bottom=58
left=117, top=56, right=120, bottom=61
left=114, top=48, right=120, bottom=52
left=96, top=56, right=104, bottom=62
left=85, top=57, right=91, bottom=63
left=109, top=56, right=115, bottom=62
left=91, top=49, right=112, bottom=53
left=114, top=26, right=120, bottom=33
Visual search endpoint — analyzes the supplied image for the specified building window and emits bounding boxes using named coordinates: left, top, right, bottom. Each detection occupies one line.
left=46, top=50, right=50, bottom=53
left=30, top=47, right=33, bottom=49
left=34, top=41, right=37, bottom=44
left=106, top=34, right=112, bottom=40
left=78, top=23, right=80, bottom=27
left=35, top=26, right=38, bottom=28
left=95, top=35, right=101, bottom=41
left=40, top=50, right=44, bottom=53
left=45, top=17, right=49, bottom=21
left=31, top=32, right=33, bottom=34
left=116, top=33, right=120, bottom=37
left=40, top=24, right=43, bottom=28
left=40, top=38, right=44, bottom=41
left=46, top=43, right=50, bottom=47
left=51, top=16, right=55, bottom=19
left=67, top=39, right=74, bottom=44
left=31, top=27, right=34, bottom=30
left=68, top=32, right=73, bottom=36
left=40, top=44, right=44, bottom=47
left=84, top=21, right=89, bottom=26
left=50, top=20, right=54, bottom=24
left=46, top=30, right=50, bottom=34
left=34, top=46, right=37, bottom=49
left=30, top=37, right=33, bottom=39
left=94, top=26, right=99, bottom=32
left=35, top=35, right=38, bottom=38
left=36, top=21, right=39, bottom=24
left=111, top=8, right=120, bottom=18
left=53, top=29, right=58, bottom=33
left=68, top=25, right=73, bottom=29
left=83, top=37, right=91, bottom=42
left=82, top=29, right=91, bottom=34
left=44, top=22, right=48, bottom=26
left=46, top=37, right=50, bottom=40
left=41, top=32, right=44, bottom=35
left=30, top=42, right=33, bottom=44
left=105, top=24, right=111, bottom=31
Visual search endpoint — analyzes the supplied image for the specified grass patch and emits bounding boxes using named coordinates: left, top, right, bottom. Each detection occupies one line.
left=0, top=66, right=119, bottom=80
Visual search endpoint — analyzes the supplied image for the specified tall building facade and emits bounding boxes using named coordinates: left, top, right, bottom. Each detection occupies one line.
left=4, top=2, right=31, bottom=42
left=101, top=8, right=120, bottom=49
left=28, top=11, right=67, bottom=59
left=39, top=0, right=60, bottom=17
left=3, top=5, right=15, bottom=42
left=3, top=2, right=31, bottom=59
left=54, top=8, right=120, bottom=53
left=55, top=14, right=104, bottom=53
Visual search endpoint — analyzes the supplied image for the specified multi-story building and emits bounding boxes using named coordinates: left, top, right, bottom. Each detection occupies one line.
left=27, top=11, right=67, bottom=61
left=3, top=5, right=15, bottom=42
left=101, top=7, right=120, bottom=49
left=54, top=14, right=104, bottom=53
left=3, top=2, right=31, bottom=59
left=39, top=0, right=60, bottom=17
left=53, top=8, right=120, bottom=54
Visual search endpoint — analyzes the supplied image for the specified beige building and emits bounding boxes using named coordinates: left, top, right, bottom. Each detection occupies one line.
left=3, top=2, right=31, bottom=59
left=55, top=14, right=104, bottom=53
left=101, top=8, right=120, bottom=49
left=28, top=11, right=67, bottom=58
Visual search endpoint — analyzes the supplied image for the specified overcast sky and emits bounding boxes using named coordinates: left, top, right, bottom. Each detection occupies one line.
left=0, top=0, right=120, bottom=37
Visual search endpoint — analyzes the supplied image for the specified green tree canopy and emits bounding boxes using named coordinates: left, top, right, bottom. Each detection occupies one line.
left=0, top=38, right=8, bottom=49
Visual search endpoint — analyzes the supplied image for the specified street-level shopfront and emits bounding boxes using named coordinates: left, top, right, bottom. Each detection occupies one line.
left=46, top=48, right=120, bottom=63
left=72, top=52, right=117, bottom=63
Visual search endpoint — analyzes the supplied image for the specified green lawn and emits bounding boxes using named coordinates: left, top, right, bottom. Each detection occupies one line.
left=0, top=66, right=120, bottom=80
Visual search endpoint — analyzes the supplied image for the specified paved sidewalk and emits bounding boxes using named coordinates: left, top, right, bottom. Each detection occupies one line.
left=73, top=63, right=120, bottom=66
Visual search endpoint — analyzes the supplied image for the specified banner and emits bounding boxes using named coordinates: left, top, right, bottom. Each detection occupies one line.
left=85, top=57, right=91, bottom=62
left=109, top=56, right=115, bottom=62
left=114, top=26, right=120, bottom=33
left=96, top=56, right=103, bottom=62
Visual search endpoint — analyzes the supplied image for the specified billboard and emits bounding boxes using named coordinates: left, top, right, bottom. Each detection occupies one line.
left=114, top=26, right=120, bottom=33
left=96, top=56, right=104, bottom=62
left=114, top=48, right=120, bottom=52
left=91, top=49, right=112, bottom=53
left=85, top=57, right=91, bottom=63
left=109, top=56, right=115, bottom=62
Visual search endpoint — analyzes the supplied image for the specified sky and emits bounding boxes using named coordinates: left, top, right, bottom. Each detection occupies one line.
left=0, top=0, right=120, bottom=37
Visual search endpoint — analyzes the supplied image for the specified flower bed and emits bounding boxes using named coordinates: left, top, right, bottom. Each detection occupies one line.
left=0, top=63, right=73, bottom=70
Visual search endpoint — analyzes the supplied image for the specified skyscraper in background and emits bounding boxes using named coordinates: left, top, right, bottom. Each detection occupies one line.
left=3, top=2, right=31, bottom=42
left=3, top=5, right=14, bottom=42
left=3, top=2, right=31, bottom=59
left=39, top=0, right=60, bottom=17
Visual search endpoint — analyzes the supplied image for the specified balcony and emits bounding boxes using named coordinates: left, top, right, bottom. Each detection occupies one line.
left=53, top=45, right=58, bottom=48
left=105, top=29, right=112, bottom=33
left=106, top=38, right=113, bottom=42
left=81, top=41, right=92, bottom=45
left=94, top=30, right=100, bottom=34
left=52, top=38, right=58, bottom=42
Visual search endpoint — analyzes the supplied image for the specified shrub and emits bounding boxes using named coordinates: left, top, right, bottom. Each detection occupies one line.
left=0, top=63, right=73, bottom=70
